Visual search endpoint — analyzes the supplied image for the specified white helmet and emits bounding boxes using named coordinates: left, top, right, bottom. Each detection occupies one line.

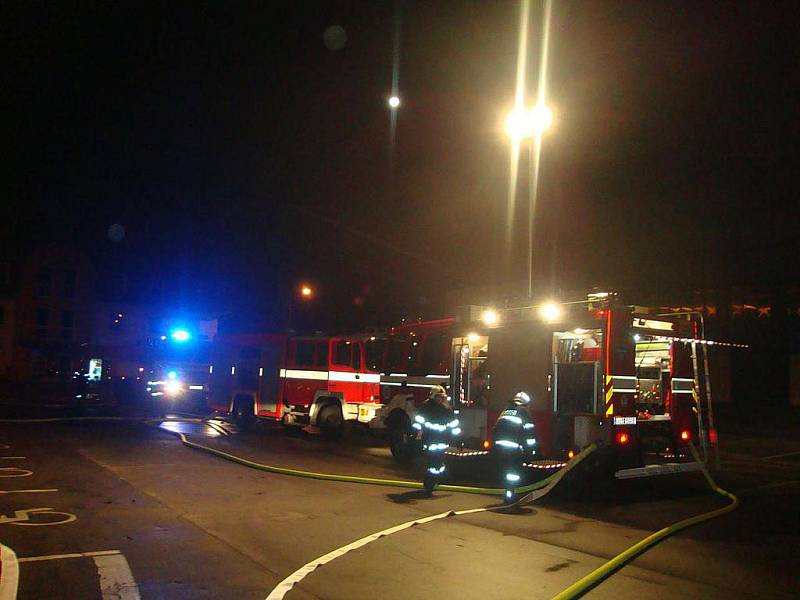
left=513, top=391, right=531, bottom=406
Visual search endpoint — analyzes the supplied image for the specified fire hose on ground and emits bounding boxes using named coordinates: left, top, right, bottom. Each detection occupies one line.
left=0, top=417, right=739, bottom=600
left=551, top=441, right=739, bottom=599
left=150, top=417, right=593, bottom=497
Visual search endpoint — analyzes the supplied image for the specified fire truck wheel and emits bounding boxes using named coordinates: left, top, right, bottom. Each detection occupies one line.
left=319, top=405, right=344, bottom=439
left=389, top=414, right=416, bottom=463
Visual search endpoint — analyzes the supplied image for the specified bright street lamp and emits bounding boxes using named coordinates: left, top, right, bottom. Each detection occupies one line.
left=300, top=285, right=314, bottom=299
left=388, top=95, right=400, bottom=108
left=481, top=308, right=500, bottom=326
left=506, top=103, right=554, bottom=299
left=530, top=104, right=553, bottom=132
left=504, top=104, right=552, bottom=140
left=539, top=302, right=561, bottom=322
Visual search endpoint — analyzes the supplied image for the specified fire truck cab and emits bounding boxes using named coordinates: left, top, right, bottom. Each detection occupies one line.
left=208, top=333, right=381, bottom=435
left=454, top=292, right=718, bottom=478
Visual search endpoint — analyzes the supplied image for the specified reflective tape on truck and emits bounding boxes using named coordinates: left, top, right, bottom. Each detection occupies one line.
left=604, top=375, right=637, bottom=416
left=671, top=377, right=694, bottom=394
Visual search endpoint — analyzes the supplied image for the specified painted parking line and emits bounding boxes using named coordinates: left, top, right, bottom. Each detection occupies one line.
left=18, top=549, right=121, bottom=563
left=0, top=507, right=77, bottom=526
left=0, top=543, right=19, bottom=600
left=95, top=552, right=141, bottom=600
left=0, top=489, right=58, bottom=495
left=19, top=550, right=141, bottom=600
left=0, top=468, right=32, bottom=478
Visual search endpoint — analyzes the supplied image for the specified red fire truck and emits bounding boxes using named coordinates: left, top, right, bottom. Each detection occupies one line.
left=375, top=292, right=732, bottom=478
left=367, top=319, right=459, bottom=460
left=207, top=333, right=382, bottom=435
left=451, top=292, right=729, bottom=478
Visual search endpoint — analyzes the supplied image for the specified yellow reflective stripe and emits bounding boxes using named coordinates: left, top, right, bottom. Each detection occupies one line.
left=605, top=375, right=614, bottom=416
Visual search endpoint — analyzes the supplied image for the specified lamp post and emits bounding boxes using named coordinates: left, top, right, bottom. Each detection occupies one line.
left=505, top=104, right=552, bottom=298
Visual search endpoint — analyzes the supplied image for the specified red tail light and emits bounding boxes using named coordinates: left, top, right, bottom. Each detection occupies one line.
left=615, top=432, right=630, bottom=445
left=680, top=430, right=691, bottom=442
left=709, top=429, right=718, bottom=445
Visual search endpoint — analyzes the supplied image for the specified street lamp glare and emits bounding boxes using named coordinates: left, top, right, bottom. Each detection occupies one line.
left=539, top=302, right=561, bottom=322
left=504, top=104, right=553, bottom=139
left=300, top=285, right=313, bottom=298
left=388, top=95, right=400, bottom=108
left=505, top=108, right=533, bottom=139
left=481, top=308, right=500, bottom=326
left=530, top=104, right=553, bottom=132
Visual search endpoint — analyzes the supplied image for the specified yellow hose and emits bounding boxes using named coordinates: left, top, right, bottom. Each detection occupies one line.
left=152, top=419, right=600, bottom=497
left=166, top=425, right=507, bottom=495
left=0, top=414, right=589, bottom=497
left=551, top=442, right=738, bottom=600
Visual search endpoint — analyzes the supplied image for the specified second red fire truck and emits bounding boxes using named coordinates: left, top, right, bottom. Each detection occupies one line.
left=207, top=333, right=381, bottom=436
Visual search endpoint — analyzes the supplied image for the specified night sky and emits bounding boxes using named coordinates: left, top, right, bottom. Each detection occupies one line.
left=2, top=1, right=798, bottom=328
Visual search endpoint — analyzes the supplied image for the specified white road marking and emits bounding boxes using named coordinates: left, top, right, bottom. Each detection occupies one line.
left=18, top=550, right=141, bottom=600
left=0, top=543, right=19, bottom=600
left=265, top=507, right=486, bottom=600
left=19, top=549, right=122, bottom=563
left=0, top=488, right=58, bottom=494
left=0, top=507, right=77, bottom=526
left=94, top=552, right=141, bottom=600
left=0, top=468, right=33, bottom=478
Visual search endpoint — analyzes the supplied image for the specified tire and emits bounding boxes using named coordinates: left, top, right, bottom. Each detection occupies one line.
left=423, top=475, right=436, bottom=496
left=389, top=414, right=417, bottom=463
left=232, top=395, right=255, bottom=431
left=318, top=405, right=344, bottom=440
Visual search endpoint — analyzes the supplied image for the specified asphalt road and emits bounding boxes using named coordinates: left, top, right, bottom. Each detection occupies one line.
left=0, top=416, right=797, bottom=599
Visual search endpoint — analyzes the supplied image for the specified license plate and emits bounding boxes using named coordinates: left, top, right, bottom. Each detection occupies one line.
left=613, top=416, right=637, bottom=425
left=360, top=408, right=370, bottom=417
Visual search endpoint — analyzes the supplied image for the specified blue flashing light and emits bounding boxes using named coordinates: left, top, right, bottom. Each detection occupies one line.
left=167, top=370, right=178, bottom=380
left=170, top=329, right=191, bottom=343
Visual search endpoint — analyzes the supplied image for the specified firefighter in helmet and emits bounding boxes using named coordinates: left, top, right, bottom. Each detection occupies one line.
left=412, top=385, right=461, bottom=495
left=491, top=391, right=536, bottom=503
